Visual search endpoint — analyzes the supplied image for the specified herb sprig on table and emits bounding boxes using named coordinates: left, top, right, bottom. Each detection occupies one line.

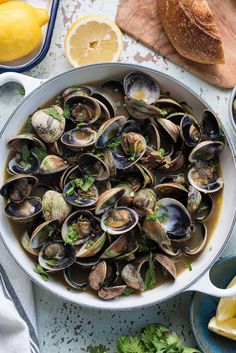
left=88, top=323, right=200, bottom=353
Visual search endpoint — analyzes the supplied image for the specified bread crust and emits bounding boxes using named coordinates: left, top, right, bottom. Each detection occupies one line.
left=157, top=0, right=225, bottom=64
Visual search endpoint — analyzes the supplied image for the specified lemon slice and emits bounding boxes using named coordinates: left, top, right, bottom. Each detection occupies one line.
left=216, top=275, right=236, bottom=322
left=208, top=316, right=236, bottom=341
left=64, top=15, right=123, bottom=67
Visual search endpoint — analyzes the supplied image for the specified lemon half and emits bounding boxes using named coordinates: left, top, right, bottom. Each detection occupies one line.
left=216, top=275, right=236, bottom=322
left=64, top=15, right=123, bottom=67
left=208, top=317, right=236, bottom=341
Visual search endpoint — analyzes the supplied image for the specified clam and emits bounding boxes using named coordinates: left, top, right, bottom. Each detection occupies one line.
left=92, top=92, right=115, bottom=118
left=132, top=188, right=157, bottom=218
left=95, top=116, right=126, bottom=149
left=188, top=141, right=224, bottom=163
left=95, top=187, right=126, bottom=215
left=76, top=232, right=106, bottom=258
left=39, top=155, right=68, bottom=175
left=21, top=231, right=39, bottom=256
left=103, top=148, right=116, bottom=178
left=112, top=132, right=147, bottom=169
left=38, top=241, right=76, bottom=270
left=8, top=133, right=46, bottom=152
left=61, top=210, right=98, bottom=245
left=101, top=234, right=129, bottom=259
left=0, top=175, right=37, bottom=203
left=154, top=254, right=177, bottom=279
left=181, top=223, right=207, bottom=256
left=42, top=190, right=72, bottom=223
left=78, top=153, right=110, bottom=181
left=124, top=96, right=162, bottom=120
left=30, top=220, right=60, bottom=249
left=124, top=71, right=160, bottom=104
left=115, top=182, right=134, bottom=206
left=31, top=105, right=65, bottom=143
left=101, top=207, right=139, bottom=235
left=5, top=196, right=42, bottom=223
left=188, top=161, right=224, bottom=193
left=61, top=127, right=97, bottom=150
left=59, top=165, right=81, bottom=190
left=154, top=183, right=188, bottom=205
left=63, top=176, right=98, bottom=207
left=160, top=173, right=185, bottom=185
left=156, top=118, right=180, bottom=143
left=201, top=110, right=221, bottom=141
left=141, top=146, right=166, bottom=170
left=153, top=198, right=192, bottom=239
left=192, top=193, right=213, bottom=221
left=8, top=152, right=40, bottom=175
left=63, top=263, right=88, bottom=290
left=64, top=95, right=101, bottom=124
left=154, top=97, right=184, bottom=114
left=143, top=122, right=161, bottom=150
left=121, top=261, right=145, bottom=291
left=62, top=86, right=92, bottom=101
left=98, top=285, right=127, bottom=300
left=187, top=186, right=202, bottom=214
left=180, top=115, right=201, bottom=147
left=88, top=261, right=107, bottom=291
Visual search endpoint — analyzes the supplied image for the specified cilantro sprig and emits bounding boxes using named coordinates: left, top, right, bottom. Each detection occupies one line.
left=33, top=265, right=49, bottom=281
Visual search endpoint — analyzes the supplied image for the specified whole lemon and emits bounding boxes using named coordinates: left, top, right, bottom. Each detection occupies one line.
left=0, top=1, right=49, bottom=62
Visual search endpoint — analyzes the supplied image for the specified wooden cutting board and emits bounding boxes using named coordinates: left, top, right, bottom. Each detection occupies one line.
left=116, top=0, right=236, bottom=89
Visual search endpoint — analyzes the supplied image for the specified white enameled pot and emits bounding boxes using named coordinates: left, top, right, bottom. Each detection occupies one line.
left=0, top=63, right=236, bottom=310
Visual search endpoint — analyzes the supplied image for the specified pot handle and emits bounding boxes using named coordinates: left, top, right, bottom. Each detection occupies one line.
left=0, top=72, right=45, bottom=96
left=186, top=268, right=236, bottom=297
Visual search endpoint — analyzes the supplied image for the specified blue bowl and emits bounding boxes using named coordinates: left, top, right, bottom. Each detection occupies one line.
left=190, top=255, right=236, bottom=353
left=0, top=0, right=59, bottom=73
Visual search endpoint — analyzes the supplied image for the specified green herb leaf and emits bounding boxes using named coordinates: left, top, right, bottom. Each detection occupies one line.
left=158, top=148, right=165, bottom=157
left=63, top=103, right=71, bottom=119
left=76, top=122, right=87, bottom=130
left=94, top=152, right=104, bottom=159
left=20, top=145, right=31, bottom=161
left=31, top=147, right=48, bottom=160
left=184, top=262, right=192, bottom=272
left=33, top=265, right=49, bottom=281
left=56, top=95, right=63, bottom=105
left=117, top=336, right=144, bottom=353
left=160, top=110, right=168, bottom=117
left=64, top=224, right=78, bottom=245
left=115, top=101, right=123, bottom=108
left=144, top=253, right=157, bottom=290
left=123, top=287, right=134, bottom=296
left=44, top=107, right=63, bottom=121
left=20, top=161, right=31, bottom=171
left=87, top=344, right=108, bottom=353
left=107, top=135, right=122, bottom=150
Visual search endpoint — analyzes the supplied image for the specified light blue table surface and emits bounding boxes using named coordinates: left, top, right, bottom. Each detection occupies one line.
left=0, top=1, right=236, bottom=352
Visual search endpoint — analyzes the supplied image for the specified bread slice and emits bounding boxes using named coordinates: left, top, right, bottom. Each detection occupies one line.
left=157, top=0, right=225, bottom=64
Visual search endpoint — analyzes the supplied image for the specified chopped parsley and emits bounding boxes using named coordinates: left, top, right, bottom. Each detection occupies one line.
left=107, top=135, right=122, bottom=150
left=31, top=146, right=48, bottom=160
left=144, top=253, right=157, bottom=290
left=85, top=239, right=96, bottom=250
left=33, top=264, right=49, bottom=281
left=19, top=145, right=31, bottom=170
left=184, top=262, right=192, bottom=272
left=160, top=110, right=168, bottom=117
left=44, top=107, right=63, bottom=121
left=63, top=103, right=71, bottom=119
left=20, top=161, right=31, bottom=171
left=94, top=151, right=104, bottom=159
left=56, top=95, right=63, bottom=105
left=20, top=144, right=30, bottom=161
left=146, top=211, right=168, bottom=223
left=158, top=148, right=165, bottom=157
left=123, top=287, right=134, bottom=296
left=76, top=122, right=87, bottom=130
left=65, top=176, right=95, bottom=197
left=64, top=224, right=78, bottom=245
left=128, top=147, right=136, bottom=161
left=75, top=199, right=83, bottom=205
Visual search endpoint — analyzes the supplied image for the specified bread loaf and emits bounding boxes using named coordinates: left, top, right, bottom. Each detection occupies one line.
left=157, top=0, right=225, bottom=64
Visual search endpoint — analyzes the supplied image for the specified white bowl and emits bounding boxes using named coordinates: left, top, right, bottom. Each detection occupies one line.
left=0, top=63, right=236, bottom=310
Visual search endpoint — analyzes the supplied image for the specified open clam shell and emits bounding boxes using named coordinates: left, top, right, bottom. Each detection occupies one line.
left=78, top=153, right=110, bottom=181
left=101, top=206, right=139, bottom=235
left=95, top=116, right=126, bottom=149
left=0, top=174, right=38, bottom=203
left=76, top=232, right=106, bottom=258
left=5, top=196, right=42, bottom=223
left=95, top=187, right=126, bottom=215
left=61, top=127, right=97, bottom=151
left=38, top=240, right=76, bottom=271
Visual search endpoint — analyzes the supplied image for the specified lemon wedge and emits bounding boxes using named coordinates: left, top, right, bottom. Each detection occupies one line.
left=208, top=316, right=236, bottom=341
left=64, top=15, right=123, bottom=67
left=216, top=275, right=236, bottom=322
